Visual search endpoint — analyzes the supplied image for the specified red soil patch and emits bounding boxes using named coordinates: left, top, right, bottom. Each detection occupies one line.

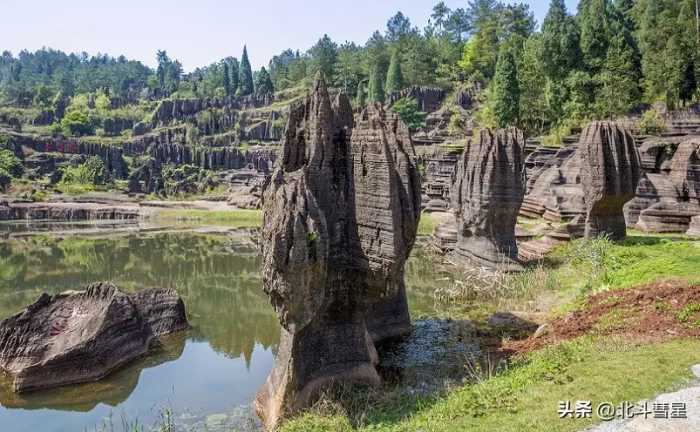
left=504, top=280, right=700, bottom=354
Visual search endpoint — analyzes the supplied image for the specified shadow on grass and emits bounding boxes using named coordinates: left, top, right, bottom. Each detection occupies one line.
left=304, top=317, right=536, bottom=429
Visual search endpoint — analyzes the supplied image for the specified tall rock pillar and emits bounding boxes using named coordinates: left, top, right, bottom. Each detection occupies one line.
left=450, top=127, right=525, bottom=271
left=256, top=74, right=420, bottom=429
left=579, top=121, right=641, bottom=240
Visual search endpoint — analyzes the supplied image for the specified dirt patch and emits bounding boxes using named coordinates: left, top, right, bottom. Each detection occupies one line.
left=504, top=280, right=700, bottom=354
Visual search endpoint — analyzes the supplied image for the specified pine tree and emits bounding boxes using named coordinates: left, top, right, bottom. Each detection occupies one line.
left=367, top=62, right=386, bottom=103
left=596, top=32, right=641, bottom=118
left=385, top=51, right=404, bottom=95
left=229, top=58, right=239, bottom=96
left=355, top=81, right=367, bottom=107
left=541, top=0, right=581, bottom=81
left=238, top=46, right=254, bottom=96
left=490, top=46, right=520, bottom=128
left=254, top=67, right=274, bottom=96
left=578, top=0, right=611, bottom=71
left=518, top=35, right=550, bottom=135
left=222, top=62, right=231, bottom=96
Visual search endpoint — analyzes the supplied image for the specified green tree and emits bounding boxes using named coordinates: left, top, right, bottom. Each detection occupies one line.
left=223, top=61, right=231, bottom=96
left=230, top=58, right=240, bottom=95
left=385, top=51, right=404, bottom=95
left=578, top=0, right=612, bottom=71
left=254, top=67, right=274, bottom=96
left=367, top=62, right=386, bottom=103
left=518, top=35, right=550, bottom=134
left=490, top=45, right=520, bottom=128
left=386, top=12, right=413, bottom=41
left=309, top=35, right=338, bottom=83
left=542, top=0, right=581, bottom=81
left=238, top=46, right=254, bottom=96
left=391, top=97, right=426, bottom=131
left=596, top=32, right=641, bottom=118
left=0, top=149, right=23, bottom=178
left=355, top=81, right=367, bottom=107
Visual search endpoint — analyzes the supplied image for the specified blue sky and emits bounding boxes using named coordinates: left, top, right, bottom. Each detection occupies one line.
left=2, top=0, right=579, bottom=71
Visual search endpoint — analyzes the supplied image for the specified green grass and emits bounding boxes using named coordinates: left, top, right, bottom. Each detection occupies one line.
left=282, top=232, right=700, bottom=432
left=418, top=212, right=439, bottom=236
left=152, top=209, right=262, bottom=227
left=546, top=234, right=700, bottom=296
left=282, top=337, right=700, bottom=432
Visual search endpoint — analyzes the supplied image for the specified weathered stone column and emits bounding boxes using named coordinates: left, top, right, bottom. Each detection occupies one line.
left=579, top=121, right=641, bottom=240
left=450, top=127, right=525, bottom=271
left=351, top=103, right=421, bottom=342
left=256, top=74, right=420, bottom=429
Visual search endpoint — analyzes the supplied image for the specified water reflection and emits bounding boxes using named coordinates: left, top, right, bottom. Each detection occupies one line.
left=0, top=230, right=451, bottom=432
left=0, top=230, right=278, bottom=431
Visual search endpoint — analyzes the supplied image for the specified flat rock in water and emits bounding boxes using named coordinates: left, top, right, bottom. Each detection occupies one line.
left=0, top=282, right=188, bottom=393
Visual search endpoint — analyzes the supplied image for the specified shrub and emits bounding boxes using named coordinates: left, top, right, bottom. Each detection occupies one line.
left=0, top=149, right=23, bottom=178
left=60, top=109, right=94, bottom=136
left=61, top=156, right=108, bottom=185
left=391, top=97, right=426, bottom=131
left=638, top=107, right=667, bottom=135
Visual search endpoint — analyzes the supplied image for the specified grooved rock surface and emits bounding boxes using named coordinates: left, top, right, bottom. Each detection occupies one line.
left=520, top=141, right=585, bottom=222
left=634, top=137, right=700, bottom=232
left=450, top=128, right=525, bottom=271
left=256, top=73, right=420, bottom=430
left=0, top=282, right=188, bottom=393
left=579, top=122, right=641, bottom=240
left=688, top=215, right=700, bottom=236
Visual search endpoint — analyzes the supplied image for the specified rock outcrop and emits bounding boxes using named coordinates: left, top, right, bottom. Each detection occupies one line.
left=688, top=215, right=700, bottom=236
left=256, top=73, right=420, bottom=429
left=579, top=122, right=641, bottom=240
left=450, top=128, right=525, bottom=271
left=0, top=200, right=140, bottom=221
left=0, top=282, right=188, bottom=393
left=519, top=138, right=585, bottom=221
left=635, top=137, right=700, bottom=232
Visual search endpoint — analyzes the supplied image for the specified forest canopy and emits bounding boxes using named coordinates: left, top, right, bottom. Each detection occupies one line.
left=1, top=0, right=698, bottom=137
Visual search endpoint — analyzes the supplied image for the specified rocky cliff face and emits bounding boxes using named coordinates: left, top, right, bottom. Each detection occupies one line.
left=579, top=122, right=641, bottom=240
left=256, top=73, right=420, bottom=430
left=635, top=137, right=700, bottom=232
left=450, top=128, right=525, bottom=271
left=0, top=282, right=187, bottom=393
left=387, top=86, right=445, bottom=113
left=5, top=131, right=128, bottom=178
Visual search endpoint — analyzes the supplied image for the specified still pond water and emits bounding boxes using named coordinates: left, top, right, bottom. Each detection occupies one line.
left=0, top=224, right=446, bottom=432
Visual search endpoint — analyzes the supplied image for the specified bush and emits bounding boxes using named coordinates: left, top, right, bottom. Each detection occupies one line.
left=638, top=107, right=667, bottom=135
left=61, top=156, right=108, bottom=185
left=60, top=109, right=94, bottom=136
left=0, top=149, right=23, bottom=178
left=0, top=168, right=11, bottom=192
left=391, top=97, right=426, bottom=131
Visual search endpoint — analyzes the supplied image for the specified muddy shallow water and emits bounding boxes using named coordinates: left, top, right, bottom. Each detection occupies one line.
left=0, top=224, right=455, bottom=432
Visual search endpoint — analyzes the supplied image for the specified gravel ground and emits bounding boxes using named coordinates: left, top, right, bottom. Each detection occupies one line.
left=584, top=365, right=700, bottom=432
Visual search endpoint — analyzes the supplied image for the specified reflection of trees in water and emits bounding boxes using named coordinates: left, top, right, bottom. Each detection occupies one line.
left=0, top=233, right=279, bottom=362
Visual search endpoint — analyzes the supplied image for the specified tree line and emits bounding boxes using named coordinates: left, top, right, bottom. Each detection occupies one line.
left=0, top=45, right=273, bottom=108
left=1, top=0, right=699, bottom=138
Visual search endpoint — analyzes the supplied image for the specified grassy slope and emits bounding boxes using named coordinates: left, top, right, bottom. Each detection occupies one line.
left=284, top=338, right=700, bottom=432
left=281, top=232, right=700, bottom=432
